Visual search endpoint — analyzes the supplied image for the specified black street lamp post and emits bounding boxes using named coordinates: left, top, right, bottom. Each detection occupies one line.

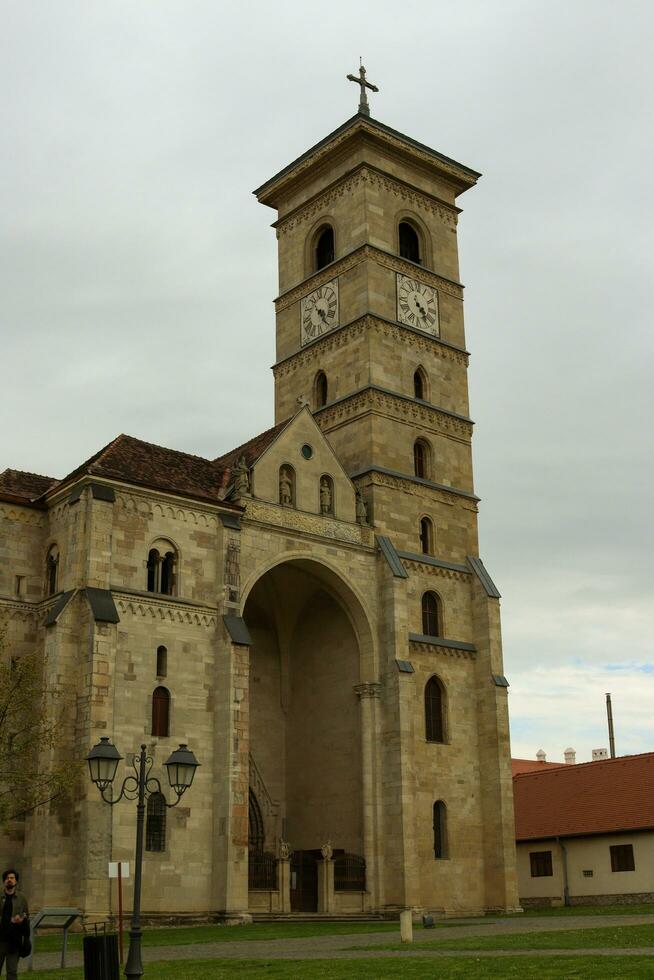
left=86, top=738, right=200, bottom=979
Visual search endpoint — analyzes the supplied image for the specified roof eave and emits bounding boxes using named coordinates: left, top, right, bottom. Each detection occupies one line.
left=254, top=113, right=481, bottom=208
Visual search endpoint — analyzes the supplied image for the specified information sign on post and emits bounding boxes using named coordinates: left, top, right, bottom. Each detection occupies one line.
left=108, top=862, right=130, bottom=963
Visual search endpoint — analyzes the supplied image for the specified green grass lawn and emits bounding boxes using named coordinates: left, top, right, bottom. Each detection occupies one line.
left=505, top=903, right=654, bottom=917
left=33, top=919, right=400, bottom=953
left=23, top=955, right=654, bottom=979
left=357, top=921, right=654, bottom=952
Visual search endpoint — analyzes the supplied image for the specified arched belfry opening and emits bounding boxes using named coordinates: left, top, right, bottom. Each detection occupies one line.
left=243, top=558, right=372, bottom=912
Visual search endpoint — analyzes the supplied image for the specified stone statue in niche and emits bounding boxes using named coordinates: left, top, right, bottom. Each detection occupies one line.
left=320, top=477, right=333, bottom=515
left=320, top=840, right=333, bottom=861
left=279, top=467, right=293, bottom=506
left=233, top=455, right=250, bottom=497
left=356, top=490, right=368, bottom=525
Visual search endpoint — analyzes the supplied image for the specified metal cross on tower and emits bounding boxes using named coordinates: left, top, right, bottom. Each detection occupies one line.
left=346, top=62, right=379, bottom=117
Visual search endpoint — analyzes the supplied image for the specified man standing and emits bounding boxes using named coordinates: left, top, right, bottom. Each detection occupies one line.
left=0, top=870, right=29, bottom=980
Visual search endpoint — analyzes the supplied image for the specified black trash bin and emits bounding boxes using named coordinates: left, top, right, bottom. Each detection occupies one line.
left=82, top=931, right=119, bottom=980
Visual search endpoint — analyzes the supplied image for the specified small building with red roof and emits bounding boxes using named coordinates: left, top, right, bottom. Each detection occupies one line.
left=513, top=752, right=654, bottom=907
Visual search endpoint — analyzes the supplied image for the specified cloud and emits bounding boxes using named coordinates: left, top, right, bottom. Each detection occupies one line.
left=1, top=1, right=652, bottom=756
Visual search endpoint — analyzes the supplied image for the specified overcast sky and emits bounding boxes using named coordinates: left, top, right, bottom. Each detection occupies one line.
left=2, top=1, right=652, bottom=762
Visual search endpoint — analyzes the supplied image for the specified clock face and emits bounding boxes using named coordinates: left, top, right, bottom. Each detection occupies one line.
left=301, top=280, right=339, bottom=346
left=397, top=274, right=439, bottom=336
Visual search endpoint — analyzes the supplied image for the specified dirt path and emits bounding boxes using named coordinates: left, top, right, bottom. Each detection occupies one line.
left=31, top=912, right=654, bottom=969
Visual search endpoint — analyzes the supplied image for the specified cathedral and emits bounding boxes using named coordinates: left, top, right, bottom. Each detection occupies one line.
left=0, top=75, right=519, bottom=920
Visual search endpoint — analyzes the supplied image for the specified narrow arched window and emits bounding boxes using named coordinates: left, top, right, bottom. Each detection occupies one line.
left=422, top=592, right=441, bottom=637
left=433, top=800, right=447, bottom=859
left=147, top=541, right=178, bottom=595
left=279, top=465, right=296, bottom=507
left=160, top=552, right=176, bottom=596
left=414, top=439, right=430, bottom=479
left=425, top=676, right=445, bottom=742
left=315, top=226, right=335, bottom=271
left=399, top=221, right=421, bottom=264
left=151, top=686, right=170, bottom=737
left=46, top=545, right=59, bottom=596
left=156, top=646, right=167, bottom=678
left=147, top=549, right=160, bottom=592
left=249, top=788, right=265, bottom=852
left=419, top=517, right=433, bottom=555
left=413, top=367, right=427, bottom=400
left=146, top=792, right=166, bottom=852
left=315, top=371, right=328, bottom=408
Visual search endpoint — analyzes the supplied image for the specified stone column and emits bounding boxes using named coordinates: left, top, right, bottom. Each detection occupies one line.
left=317, top=849, right=335, bottom=914
left=278, top=856, right=291, bottom=913
left=354, top=681, right=381, bottom=910
left=211, top=633, right=252, bottom=922
left=470, top=577, right=521, bottom=912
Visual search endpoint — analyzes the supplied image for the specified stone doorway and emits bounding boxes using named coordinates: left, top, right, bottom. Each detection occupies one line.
left=290, top=850, right=320, bottom=912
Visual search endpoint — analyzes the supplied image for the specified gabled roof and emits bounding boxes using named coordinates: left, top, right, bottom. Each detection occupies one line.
left=513, top=752, right=654, bottom=841
left=11, top=415, right=302, bottom=508
left=0, top=468, right=57, bottom=503
left=512, top=758, right=566, bottom=776
left=213, top=418, right=290, bottom=471
left=49, top=434, right=234, bottom=505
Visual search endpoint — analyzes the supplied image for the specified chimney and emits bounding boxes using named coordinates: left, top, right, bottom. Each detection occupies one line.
left=564, top=747, right=576, bottom=765
left=536, top=749, right=546, bottom=763
left=592, top=748, right=609, bottom=761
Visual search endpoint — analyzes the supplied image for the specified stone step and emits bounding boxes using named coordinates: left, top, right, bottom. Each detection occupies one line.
left=251, top=912, right=387, bottom=923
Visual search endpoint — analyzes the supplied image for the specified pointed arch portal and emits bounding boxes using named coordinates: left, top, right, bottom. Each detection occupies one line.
left=243, top=558, right=375, bottom=910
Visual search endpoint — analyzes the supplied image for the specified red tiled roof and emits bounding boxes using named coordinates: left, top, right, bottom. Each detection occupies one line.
left=50, top=434, right=235, bottom=505
left=42, top=420, right=293, bottom=506
left=0, top=468, right=57, bottom=502
left=513, top=752, right=654, bottom=841
left=213, top=418, right=290, bottom=470
left=512, top=758, right=566, bottom=776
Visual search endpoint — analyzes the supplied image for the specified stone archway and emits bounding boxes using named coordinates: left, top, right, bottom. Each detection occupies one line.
left=243, top=558, right=376, bottom=909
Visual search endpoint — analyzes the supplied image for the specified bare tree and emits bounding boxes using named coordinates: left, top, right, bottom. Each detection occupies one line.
left=0, top=631, right=76, bottom=826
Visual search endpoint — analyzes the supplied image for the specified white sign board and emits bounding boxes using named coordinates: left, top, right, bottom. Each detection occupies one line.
left=108, top=862, right=130, bottom=879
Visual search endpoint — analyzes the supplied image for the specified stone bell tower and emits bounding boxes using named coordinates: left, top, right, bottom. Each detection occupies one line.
left=255, top=81, right=481, bottom=565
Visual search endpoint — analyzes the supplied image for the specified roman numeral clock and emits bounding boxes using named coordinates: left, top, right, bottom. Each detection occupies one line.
left=396, top=274, right=439, bottom=335
left=301, top=280, right=339, bottom=346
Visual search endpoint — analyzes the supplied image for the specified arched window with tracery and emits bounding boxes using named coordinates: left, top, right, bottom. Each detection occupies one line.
left=146, top=541, right=178, bottom=595
left=399, top=221, right=421, bottom=264
left=314, top=225, right=335, bottom=271
left=414, top=439, right=430, bottom=479
left=413, top=367, right=428, bottom=401
left=422, top=591, right=441, bottom=637
left=248, top=788, right=265, bottom=852
left=425, top=676, right=445, bottom=743
left=151, top=686, right=170, bottom=737
left=315, top=370, right=328, bottom=408
left=146, top=792, right=166, bottom=852
left=156, top=646, right=167, bottom=678
left=419, top=517, right=433, bottom=555
left=433, top=800, right=448, bottom=859
left=46, top=544, right=59, bottom=596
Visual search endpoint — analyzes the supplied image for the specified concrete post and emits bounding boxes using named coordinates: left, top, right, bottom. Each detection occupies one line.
left=400, top=908, right=413, bottom=943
